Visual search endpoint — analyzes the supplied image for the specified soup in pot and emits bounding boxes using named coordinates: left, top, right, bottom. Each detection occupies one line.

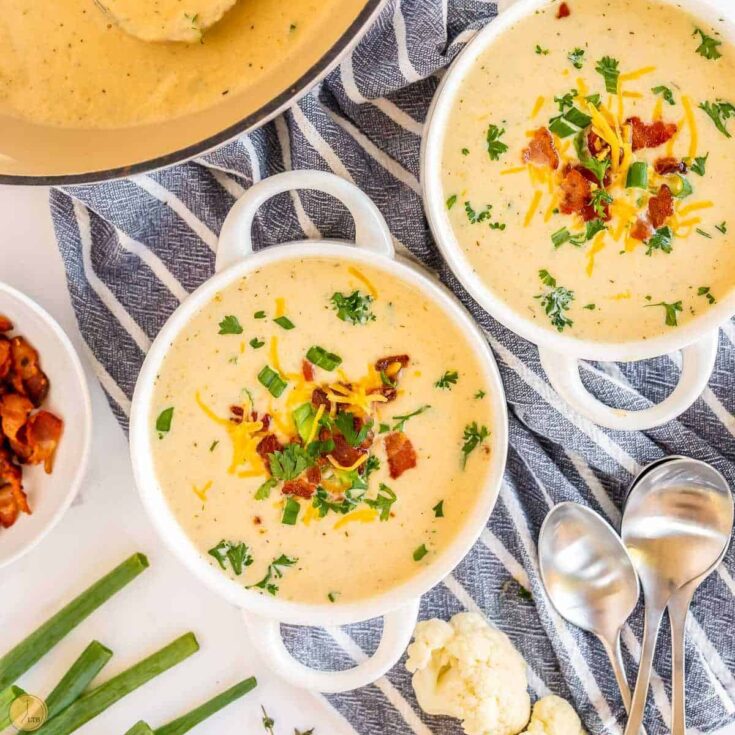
left=150, top=257, right=494, bottom=604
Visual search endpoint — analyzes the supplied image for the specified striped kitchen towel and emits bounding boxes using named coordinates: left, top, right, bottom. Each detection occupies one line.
left=50, top=0, right=735, bottom=733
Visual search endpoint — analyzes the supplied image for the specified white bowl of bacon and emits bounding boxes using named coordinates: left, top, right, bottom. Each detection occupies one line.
left=0, top=283, right=91, bottom=568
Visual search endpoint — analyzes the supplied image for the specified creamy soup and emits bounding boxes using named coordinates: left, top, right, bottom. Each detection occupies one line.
left=0, top=0, right=345, bottom=128
left=150, top=258, right=494, bottom=605
left=442, top=0, right=735, bottom=342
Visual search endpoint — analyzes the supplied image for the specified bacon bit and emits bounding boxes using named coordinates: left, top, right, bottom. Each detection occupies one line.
left=654, top=157, right=688, bottom=175
left=259, top=413, right=271, bottom=431
left=256, top=433, right=282, bottom=464
left=587, top=131, right=610, bottom=159
left=0, top=316, right=12, bottom=332
left=385, top=432, right=417, bottom=479
left=630, top=218, right=655, bottom=241
left=557, top=1, right=571, bottom=17
left=20, top=411, right=63, bottom=473
left=375, top=355, right=410, bottom=372
left=370, top=384, right=398, bottom=402
left=559, top=167, right=591, bottom=216
left=330, top=433, right=367, bottom=469
left=10, top=337, right=49, bottom=407
left=301, top=359, right=315, bottom=382
left=648, top=185, right=674, bottom=228
left=0, top=449, right=29, bottom=529
left=229, top=405, right=244, bottom=424
left=0, top=394, right=33, bottom=451
left=282, top=478, right=316, bottom=499
left=305, top=465, right=321, bottom=484
left=311, top=388, right=331, bottom=411
left=627, top=117, right=677, bottom=151
left=253, top=516, right=262, bottom=525
left=0, top=338, right=11, bottom=381
left=522, top=128, right=560, bottom=170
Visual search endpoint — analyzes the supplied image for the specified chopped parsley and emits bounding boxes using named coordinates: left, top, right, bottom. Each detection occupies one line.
left=268, top=444, right=314, bottom=481
left=461, top=147, right=470, bottom=156
left=155, top=407, right=174, bottom=437
left=693, top=28, right=722, bottom=60
left=696, top=228, right=712, bottom=239
left=392, top=405, right=431, bottom=432
left=652, top=85, right=676, bottom=106
left=590, top=189, right=613, bottom=218
left=208, top=540, right=253, bottom=575
left=551, top=219, right=606, bottom=249
left=435, top=370, right=459, bottom=390
left=595, top=56, right=620, bottom=94
left=486, top=124, right=509, bottom=161
left=699, top=100, right=735, bottom=137
left=583, top=303, right=596, bottom=310
left=250, top=554, right=298, bottom=595
left=249, top=337, right=265, bottom=349
left=335, top=412, right=373, bottom=447
left=474, top=389, right=486, bottom=399
left=535, top=44, right=550, bottom=55
left=255, top=477, right=278, bottom=500
left=567, top=48, right=585, bottom=69
left=327, top=592, right=340, bottom=603
left=413, top=544, right=429, bottom=562
left=365, top=483, right=397, bottom=521
left=646, top=300, right=683, bottom=327
left=716, top=221, right=727, bottom=234
left=364, top=454, right=381, bottom=478
left=645, top=226, right=674, bottom=256
left=698, top=286, right=717, bottom=304
left=461, top=422, right=490, bottom=468
left=535, top=270, right=574, bottom=332
left=331, top=290, right=375, bottom=325
left=446, top=194, right=458, bottom=210
left=273, top=315, right=295, bottom=330
left=489, top=221, right=507, bottom=231
left=465, top=201, right=493, bottom=224
left=209, top=440, right=219, bottom=451
left=261, top=707, right=275, bottom=735
left=218, top=315, right=243, bottom=335
left=691, top=153, right=709, bottom=176
left=254, top=310, right=266, bottom=319
left=433, top=500, right=445, bottom=518
left=574, top=131, right=610, bottom=185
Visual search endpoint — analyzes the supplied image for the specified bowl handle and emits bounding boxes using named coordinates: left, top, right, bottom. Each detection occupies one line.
left=241, top=599, right=419, bottom=693
left=538, top=331, right=719, bottom=431
left=216, top=170, right=395, bottom=272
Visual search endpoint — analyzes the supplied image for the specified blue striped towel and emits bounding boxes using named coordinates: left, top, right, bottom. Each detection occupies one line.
left=50, top=1, right=735, bottom=733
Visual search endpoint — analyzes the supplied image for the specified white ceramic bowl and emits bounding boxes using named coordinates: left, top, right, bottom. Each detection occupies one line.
left=422, top=0, right=733, bottom=431
left=0, top=284, right=92, bottom=568
left=130, top=170, right=508, bottom=692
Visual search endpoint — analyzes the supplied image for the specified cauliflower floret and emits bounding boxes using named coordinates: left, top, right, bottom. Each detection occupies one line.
left=521, top=695, right=585, bottom=735
left=406, top=612, right=530, bottom=735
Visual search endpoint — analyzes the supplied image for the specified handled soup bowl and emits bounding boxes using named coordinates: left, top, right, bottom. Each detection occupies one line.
left=130, top=170, right=508, bottom=693
left=421, top=0, right=732, bottom=431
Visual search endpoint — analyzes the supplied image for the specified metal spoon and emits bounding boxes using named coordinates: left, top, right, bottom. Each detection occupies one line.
left=539, top=502, right=640, bottom=713
left=621, top=458, right=733, bottom=735
left=624, top=457, right=733, bottom=735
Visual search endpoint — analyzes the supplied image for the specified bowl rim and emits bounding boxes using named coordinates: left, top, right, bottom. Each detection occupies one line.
left=0, top=0, right=387, bottom=187
left=129, top=241, right=509, bottom=626
left=421, top=0, right=735, bottom=363
left=0, top=282, right=92, bottom=568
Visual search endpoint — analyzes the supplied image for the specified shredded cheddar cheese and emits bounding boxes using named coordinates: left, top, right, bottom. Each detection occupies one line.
left=333, top=507, right=378, bottom=529
left=500, top=166, right=526, bottom=176
left=585, top=233, right=606, bottom=276
left=524, top=190, right=543, bottom=227
left=305, top=403, right=325, bottom=445
left=348, top=266, right=378, bottom=298
left=681, top=95, right=698, bottom=160
left=620, top=65, right=656, bottom=81
left=677, top=200, right=714, bottom=217
left=610, top=291, right=632, bottom=300
left=327, top=453, right=369, bottom=472
left=531, top=95, right=545, bottom=118
left=192, top=481, right=212, bottom=502
left=275, top=297, right=286, bottom=318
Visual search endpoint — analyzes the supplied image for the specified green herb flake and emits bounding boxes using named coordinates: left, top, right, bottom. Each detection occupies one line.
left=691, top=153, right=709, bottom=176
left=327, top=592, right=340, bottom=603
left=461, top=147, right=470, bottom=156
left=249, top=337, right=265, bottom=349
left=574, top=131, right=610, bottom=185
left=646, top=300, right=683, bottom=327
left=535, top=44, right=550, bottom=55
left=255, top=477, right=278, bottom=500
left=379, top=422, right=390, bottom=434
left=335, top=412, right=373, bottom=448
left=486, top=124, right=509, bottom=161
left=595, top=56, right=620, bottom=94
left=567, top=48, right=585, bottom=69
left=693, top=27, right=722, bottom=60
left=156, top=407, right=174, bottom=437
left=331, top=290, right=375, bottom=325
left=261, top=707, right=275, bottom=735
left=365, top=483, right=397, bottom=521
left=269, top=444, right=314, bottom=481
left=413, top=544, right=429, bottom=562
left=250, top=554, right=298, bottom=596
left=652, top=85, right=676, bottom=106
left=716, top=221, right=727, bottom=234
left=207, top=540, right=253, bottom=575
left=590, top=189, right=613, bottom=218
left=273, top=315, right=295, bottom=330
left=209, top=440, right=219, bottom=452
left=446, top=194, right=458, bottom=210
left=474, top=389, right=486, bottom=399
left=461, top=422, right=490, bottom=468
left=258, top=365, right=288, bottom=397
left=535, top=269, right=575, bottom=332
left=254, top=310, right=266, bottom=319
left=699, top=100, right=735, bottom=137
left=645, top=226, right=674, bottom=256
left=696, top=227, right=713, bottom=239
left=218, top=315, right=243, bottom=335
left=435, top=370, right=459, bottom=390
left=698, top=286, right=717, bottom=304
left=392, top=405, right=431, bottom=432
left=465, top=201, right=493, bottom=224
left=433, top=500, right=445, bottom=518
left=583, top=303, right=596, bottom=310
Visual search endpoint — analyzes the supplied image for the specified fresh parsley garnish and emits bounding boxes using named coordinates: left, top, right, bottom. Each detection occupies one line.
left=693, top=28, right=722, bottom=60
left=696, top=227, right=712, bottom=239
left=486, top=124, right=509, bottom=161
left=461, top=422, right=490, bottom=468
left=327, top=592, right=340, bottom=603
left=690, top=153, right=709, bottom=176
left=567, top=48, right=585, bottom=69
left=590, top=189, right=613, bottom=218
left=465, top=201, right=493, bottom=224
left=595, top=56, right=620, bottom=94
left=716, top=221, right=727, bottom=234
left=652, top=85, right=676, bottom=106
left=413, top=544, right=429, bottom=562
left=535, top=44, right=549, bottom=55
left=435, top=370, right=459, bottom=390
left=698, top=286, right=717, bottom=304
left=268, top=444, right=314, bottom=481
left=250, top=554, right=298, bottom=596
left=364, top=454, right=381, bottom=478
left=583, top=303, right=596, bottom=310
left=331, top=290, right=375, bottom=325
left=155, top=407, right=174, bottom=437
left=574, top=131, right=610, bottom=185
left=208, top=540, right=253, bottom=575
left=699, top=100, right=735, bottom=137
left=446, top=194, right=458, bottom=210
left=645, top=226, right=674, bottom=256
left=646, top=300, right=683, bottom=326
left=335, top=412, right=373, bottom=447
left=249, top=337, right=265, bottom=349
left=254, top=310, right=266, bottom=319
left=255, top=478, right=278, bottom=500
left=209, top=440, right=219, bottom=451
left=461, top=147, right=470, bottom=156
left=218, top=315, right=243, bottom=335
left=365, top=483, right=397, bottom=521
left=551, top=219, right=606, bottom=249
left=433, top=500, right=445, bottom=518
left=474, top=389, right=486, bottom=399
left=392, top=405, right=431, bottom=432
left=535, top=270, right=574, bottom=331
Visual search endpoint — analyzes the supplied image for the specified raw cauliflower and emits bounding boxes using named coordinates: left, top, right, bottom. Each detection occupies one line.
left=521, top=695, right=585, bottom=735
left=405, top=612, right=531, bottom=735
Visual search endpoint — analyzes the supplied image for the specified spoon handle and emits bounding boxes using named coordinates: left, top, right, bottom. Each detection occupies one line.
left=669, top=584, right=696, bottom=735
left=624, top=604, right=664, bottom=735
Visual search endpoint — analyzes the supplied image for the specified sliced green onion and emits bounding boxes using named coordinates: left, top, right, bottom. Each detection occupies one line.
left=672, top=176, right=693, bottom=199
left=254, top=478, right=277, bottom=500
left=124, top=722, right=155, bottom=735
left=35, top=634, right=199, bottom=735
left=257, top=366, right=288, bottom=398
left=551, top=227, right=571, bottom=248
left=563, top=107, right=592, bottom=129
left=413, top=544, right=429, bottom=562
left=273, top=316, right=295, bottom=330
left=254, top=311, right=266, bottom=319
left=155, top=408, right=174, bottom=435
left=626, top=161, right=648, bottom=189
left=305, top=346, right=342, bottom=371
left=46, top=641, right=113, bottom=720
left=549, top=116, right=577, bottom=138
left=281, top=497, right=300, bottom=525
left=0, top=686, right=25, bottom=731
left=155, top=677, right=257, bottom=735
left=292, top=403, right=316, bottom=442
left=0, top=554, right=148, bottom=691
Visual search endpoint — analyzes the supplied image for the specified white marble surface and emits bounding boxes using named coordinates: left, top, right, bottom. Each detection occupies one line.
left=1, top=179, right=734, bottom=735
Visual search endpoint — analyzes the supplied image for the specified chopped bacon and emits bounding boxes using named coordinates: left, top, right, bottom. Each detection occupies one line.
left=230, top=405, right=244, bottom=424
left=522, top=128, right=559, bottom=170
left=282, top=478, right=316, bottom=499
left=559, top=167, right=592, bottom=216
left=370, top=384, right=398, bottom=403
left=0, top=338, right=11, bottom=382
left=9, top=337, right=49, bottom=407
left=0, top=449, right=29, bottom=529
left=385, top=432, right=417, bottom=479
left=20, top=411, right=63, bottom=473
left=259, top=413, right=271, bottom=431
left=627, top=117, right=677, bottom=151
left=256, top=433, right=283, bottom=465
left=302, top=360, right=315, bottom=382
left=654, top=157, right=687, bottom=175
left=630, top=218, right=655, bottom=242
left=648, top=185, right=674, bottom=228
left=311, top=388, right=331, bottom=411
left=330, top=433, right=366, bottom=469
left=375, top=355, right=410, bottom=372
left=0, top=316, right=12, bottom=333
left=305, top=465, right=321, bottom=485
left=557, top=1, right=570, bottom=17
left=0, top=393, right=33, bottom=453
left=587, top=131, right=610, bottom=159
